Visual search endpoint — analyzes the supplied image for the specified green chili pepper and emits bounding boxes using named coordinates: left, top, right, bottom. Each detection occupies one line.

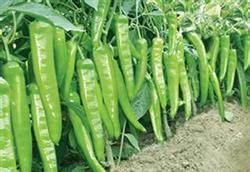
left=113, top=59, right=146, bottom=132
left=2, top=61, right=32, bottom=172
left=164, top=52, right=179, bottom=119
left=29, top=83, right=58, bottom=172
left=236, top=63, right=248, bottom=109
left=0, top=77, right=16, bottom=172
left=29, top=21, right=62, bottom=144
left=186, top=53, right=200, bottom=101
left=208, top=36, right=220, bottom=70
left=134, top=38, right=148, bottom=95
left=129, top=40, right=141, bottom=59
left=62, top=40, right=77, bottom=100
left=168, top=24, right=177, bottom=55
left=151, top=38, right=167, bottom=109
left=148, top=79, right=164, bottom=143
left=93, top=45, right=120, bottom=139
left=53, top=27, right=68, bottom=88
left=77, top=58, right=105, bottom=161
left=208, top=65, right=224, bottom=120
left=95, top=82, right=115, bottom=139
left=68, top=91, right=105, bottom=172
left=208, top=83, right=215, bottom=106
left=219, top=35, right=230, bottom=81
left=91, top=0, right=111, bottom=46
left=186, top=32, right=209, bottom=106
left=243, top=34, right=250, bottom=70
left=177, top=34, right=192, bottom=120
left=115, top=15, right=135, bottom=99
left=225, top=49, right=237, bottom=96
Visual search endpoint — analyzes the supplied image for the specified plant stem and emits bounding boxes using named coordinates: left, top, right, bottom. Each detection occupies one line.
left=117, top=120, right=127, bottom=165
left=2, top=37, right=11, bottom=62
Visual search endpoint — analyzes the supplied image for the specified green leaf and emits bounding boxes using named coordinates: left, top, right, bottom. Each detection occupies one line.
left=68, top=130, right=78, bottom=150
left=224, top=111, right=234, bottom=122
left=8, top=2, right=82, bottom=31
left=122, top=0, right=134, bottom=14
left=83, top=0, right=99, bottom=10
left=0, top=0, right=12, bottom=14
left=124, top=133, right=140, bottom=151
left=132, top=82, right=151, bottom=119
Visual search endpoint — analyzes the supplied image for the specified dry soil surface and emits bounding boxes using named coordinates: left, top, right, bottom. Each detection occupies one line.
left=113, top=101, right=250, bottom=172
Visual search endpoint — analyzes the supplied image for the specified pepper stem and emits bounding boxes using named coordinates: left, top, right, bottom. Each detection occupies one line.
left=1, top=37, right=11, bottom=62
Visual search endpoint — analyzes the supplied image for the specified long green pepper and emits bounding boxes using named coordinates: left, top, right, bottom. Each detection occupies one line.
left=219, top=35, right=230, bottom=81
left=134, top=38, right=148, bottom=96
left=225, top=49, right=237, bottom=96
left=68, top=92, right=105, bottom=172
left=2, top=61, right=32, bottom=172
left=243, top=34, right=250, bottom=70
left=0, top=77, right=16, bottom=172
left=237, top=63, right=248, bottom=109
left=115, top=15, right=135, bottom=99
left=29, top=83, right=58, bottom=172
left=177, top=34, right=192, bottom=120
left=77, top=58, right=105, bottom=161
left=113, top=60, right=146, bottom=132
left=29, top=21, right=62, bottom=144
left=186, top=32, right=209, bottom=106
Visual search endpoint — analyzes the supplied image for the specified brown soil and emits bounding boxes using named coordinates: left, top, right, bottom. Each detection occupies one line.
left=112, top=101, right=250, bottom=172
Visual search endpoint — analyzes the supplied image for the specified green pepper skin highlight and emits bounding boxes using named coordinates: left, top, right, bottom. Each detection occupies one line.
left=53, top=27, right=68, bottom=88
left=178, top=35, right=192, bottom=120
left=68, top=92, right=105, bottom=172
left=29, top=83, right=58, bottom=172
left=93, top=45, right=120, bottom=138
left=225, top=49, right=237, bottom=96
left=113, top=60, right=146, bottom=132
left=149, top=80, right=164, bottom=143
left=208, top=65, right=225, bottom=120
left=134, top=38, right=148, bottom=96
left=62, top=40, right=77, bottom=100
left=115, top=15, right=135, bottom=99
left=219, top=35, right=230, bottom=81
left=187, top=32, right=209, bottom=106
left=243, top=34, right=250, bottom=70
left=151, top=38, right=167, bottom=109
left=77, top=58, right=105, bottom=161
left=2, top=62, right=32, bottom=172
left=0, top=77, right=17, bottom=172
left=29, top=21, right=62, bottom=144
left=237, top=63, right=248, bottom=109
left=91, top=0, right=111, bottom=46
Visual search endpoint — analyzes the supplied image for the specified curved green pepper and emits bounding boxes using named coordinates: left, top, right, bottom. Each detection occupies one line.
left=226, top=49, right=237, bottom=96
left=150, top=38, right=167, bottom=109
left=62, top=40, right=77, bottom=100
left=2, top=61, right=32, bottom=172
left=29, top=21, right=62, bottom=144
left=164, top=52, right=179, bottom=119
left=29, top=83, right=58, bottom=172
left=219, top=35, right=230, bottom=81
left=237, top=63, right=248, bottom=109
left=113, top=59, right=146, bottom=132
left=68, top=91, right=105, bottom=172
left=134, top=38, right=148, bottom=96
left=91, top=0, right=111, bottom=46
left=0, top=77, right=16, bottom=172
left=53, top=27, right=68, bottom=88
left=77, top=58, right=105, bottom=161
left=115, top=15, right=135, bottom=99
left=208, top=65, right=224, bottom=120
left=93, top=45, right=120, bottom=138
left=186, top=32, right=209, bottom=106
left=208, top=36, right=220, bottom=70
left=178, top=34, right=192, bottom=120
left=148, top=79, right=164, bottom=143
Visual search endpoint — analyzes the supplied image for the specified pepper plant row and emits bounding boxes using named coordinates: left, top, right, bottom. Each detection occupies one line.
left=0, top=0, right=249, bottom=171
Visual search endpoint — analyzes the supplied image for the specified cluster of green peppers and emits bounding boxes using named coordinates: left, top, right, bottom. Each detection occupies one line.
left=0, top=2, right=250, bottom=171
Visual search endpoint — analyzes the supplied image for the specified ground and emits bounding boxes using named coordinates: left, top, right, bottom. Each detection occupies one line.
left=113, top=100, right=250, bottom=172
